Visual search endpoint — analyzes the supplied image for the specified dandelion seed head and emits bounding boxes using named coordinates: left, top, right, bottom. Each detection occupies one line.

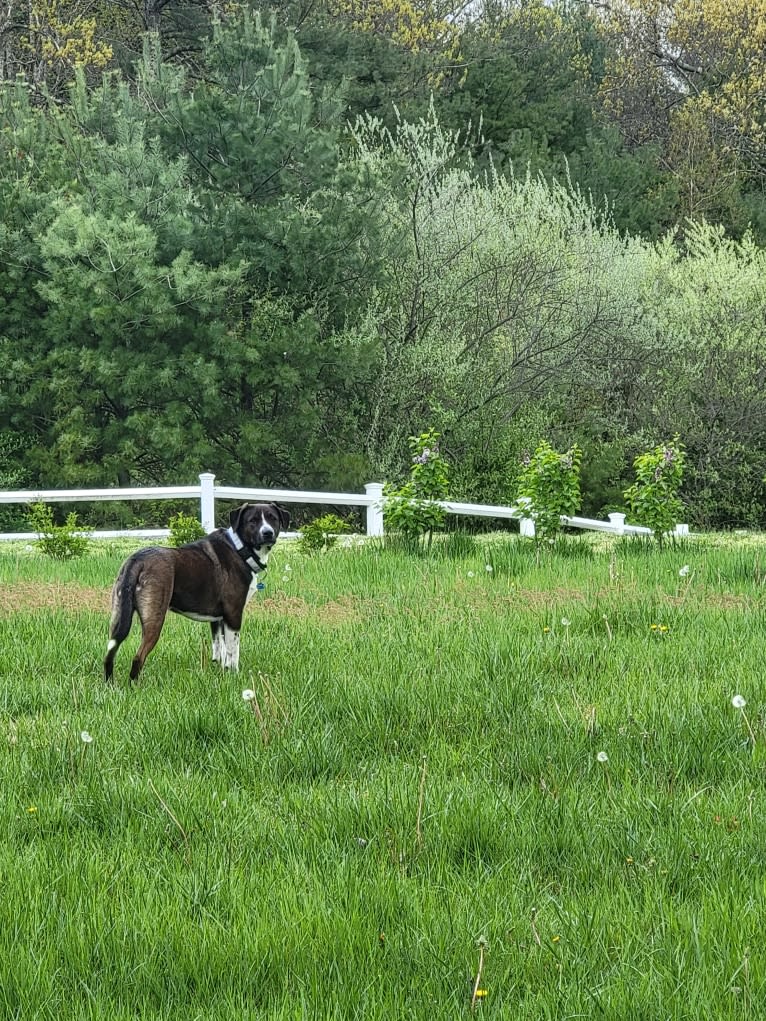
left=80, top=730, right=93, bottom=744
left=597, top=751, right=609, bottom=763
left=485, top=564, right=493, bottom=573
left=242, top=689, right=255, bottom=701
left=467, top=571, right=475, bottom=578
left=732, top=694, right=747, bottom=709
left=561, top=618, right=571, bottom=627
left=679, top=565, right=690, bottom=577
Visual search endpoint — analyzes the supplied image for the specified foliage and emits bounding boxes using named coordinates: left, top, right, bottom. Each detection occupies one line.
left=352, top=108, right=643, bottom=477
left=384, top=429, right=450, bottom=546
left=624, top=225, right=766, bottom=527
left=598, top=0, right=766, bottom=235
left=0, top=1, right=765, bottom=529
left=517, top=440, right=582, bottom=543
left=0, top=432, right=29, bottom=531
left=440, top=0, right=592, bottom=170
left=27, top=502, right=90, bottom=559
left=0, top=0, right=114, bottom=97
left=328, top=0, right=460, bottom=61
left=624, top=439, right=686, bottom=544
left=0, top=14, right=379, bottom=490
left=168, top=511, right=206, bottom=547
left=297, top=513, right=352, bottom=555
left=447, top=402, right=552, bottom=507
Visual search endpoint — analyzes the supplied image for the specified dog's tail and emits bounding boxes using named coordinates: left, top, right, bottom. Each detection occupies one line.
left=104, top=558, right=139, bottom=681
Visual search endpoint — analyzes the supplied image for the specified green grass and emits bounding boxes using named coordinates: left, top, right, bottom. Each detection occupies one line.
left=2, top=533, right=766, bottom=1018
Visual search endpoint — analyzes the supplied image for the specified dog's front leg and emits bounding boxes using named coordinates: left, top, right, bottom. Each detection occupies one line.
left=221, top=624, right=241, bottom=670
left=211, top=622, right=225, bottom=664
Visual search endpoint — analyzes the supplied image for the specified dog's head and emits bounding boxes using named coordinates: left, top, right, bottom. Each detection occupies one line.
left=229, top=503, right=290, bottom=552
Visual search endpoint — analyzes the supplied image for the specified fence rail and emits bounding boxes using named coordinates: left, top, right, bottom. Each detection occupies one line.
left=0, top=472, right=687, bottom=541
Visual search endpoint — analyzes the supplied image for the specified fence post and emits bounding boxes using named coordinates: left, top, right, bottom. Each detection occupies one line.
left=608, top=512, right=626, bottom=536
left=519, top=517, right=535, bottom=538
left=364, top=482, right=384, bottom=537
left=516, top=496, right=535, bottom=538
left=199, top=472, right=216, bottom=532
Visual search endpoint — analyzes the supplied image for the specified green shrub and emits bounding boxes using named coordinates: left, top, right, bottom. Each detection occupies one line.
left=168, top=511, right=206, bottom=547
left=517, top=441, right=582, bottom=544
left=27, top=503, right=91, bottom=560
left=384, top=429, right=450, bottom=549
left=297, top=513, right=352, bottom=554
left=624, top=438, right=685, bottom=545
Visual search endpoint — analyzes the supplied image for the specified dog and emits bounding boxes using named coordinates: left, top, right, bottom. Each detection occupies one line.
left=104, top=502, right=290, bottom=681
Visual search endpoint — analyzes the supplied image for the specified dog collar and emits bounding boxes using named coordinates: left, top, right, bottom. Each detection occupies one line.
left=226, top=526, right=268, bottom=574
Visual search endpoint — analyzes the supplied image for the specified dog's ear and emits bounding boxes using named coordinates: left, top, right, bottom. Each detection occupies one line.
left=272, top=503, right=290, bottom=530
left=229, top=503, right=248, bottom=534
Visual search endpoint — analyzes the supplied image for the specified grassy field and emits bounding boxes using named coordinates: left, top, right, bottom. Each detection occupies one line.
left=1, top=531, right=766, bottom=1019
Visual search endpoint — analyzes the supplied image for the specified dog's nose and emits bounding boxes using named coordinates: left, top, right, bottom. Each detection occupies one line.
left=259, top=526, right=275, bottom=544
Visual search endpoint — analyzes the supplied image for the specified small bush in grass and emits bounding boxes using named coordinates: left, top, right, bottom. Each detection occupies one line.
left=624, top=438, right=685, bottom=546
left=168, top=512, right=206, bottom=547
left=297, top=513, right=352, bottom=554
left=385, top=429, right=450, bottom=549
left=27, top=502, right=90, bottom=560
left=517, top=441, right=582, bottom=544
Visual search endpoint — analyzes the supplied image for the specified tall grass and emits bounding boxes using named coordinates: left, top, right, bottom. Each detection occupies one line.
left=1, top=534, right=765, bottom=1018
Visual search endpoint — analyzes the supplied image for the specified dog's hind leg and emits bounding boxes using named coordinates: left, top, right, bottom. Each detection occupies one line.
left=130, top=615, right=165, bottom=681
left=130, top=577, right=173, bottom=681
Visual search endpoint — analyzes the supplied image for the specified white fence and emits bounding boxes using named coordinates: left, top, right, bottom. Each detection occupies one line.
left=0, top=472, right=688, bottom=541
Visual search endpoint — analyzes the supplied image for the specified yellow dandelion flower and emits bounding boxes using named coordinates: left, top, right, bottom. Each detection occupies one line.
left=552, top=935, right=561, bottom=943
left=27, top=805, right=37, bottom=814
left=475, top=989, right=488, bottom=998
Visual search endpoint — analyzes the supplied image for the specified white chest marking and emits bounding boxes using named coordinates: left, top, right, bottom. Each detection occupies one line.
left=243, top=545, right=270, bottom=604
left=245, top=575, right=261, bottom=606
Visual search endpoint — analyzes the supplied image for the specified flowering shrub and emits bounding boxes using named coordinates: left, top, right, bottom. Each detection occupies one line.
left=384, top=429, right=450, bottom=547
left=517, top=441, right=582, bottom=543
left=624, top=439, right=685, bottom=545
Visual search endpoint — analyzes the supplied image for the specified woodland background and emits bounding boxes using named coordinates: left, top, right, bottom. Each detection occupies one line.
left=1, top=0, right=766, bottom=529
